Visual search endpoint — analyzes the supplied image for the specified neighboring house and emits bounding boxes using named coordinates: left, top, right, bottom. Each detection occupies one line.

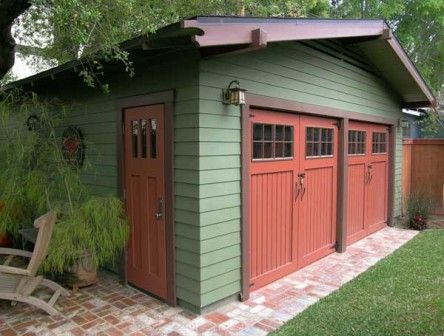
left=401, top=109, right=424, bottom=138
left=2, top=17, right=436, bottom=313
left=402, top=108, right=444, bottom=139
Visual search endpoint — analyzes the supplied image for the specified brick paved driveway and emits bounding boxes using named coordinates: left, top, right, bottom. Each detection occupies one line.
left=0, top=227, right=417, bottom=335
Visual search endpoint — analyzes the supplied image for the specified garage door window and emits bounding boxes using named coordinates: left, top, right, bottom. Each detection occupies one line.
left=372, top=132, right=387, bottom=154
left=306, top=127, right=333, bottom=158
left=252, top=123, right=293, bottom=160
left=348, top=130, right=366, bottom=155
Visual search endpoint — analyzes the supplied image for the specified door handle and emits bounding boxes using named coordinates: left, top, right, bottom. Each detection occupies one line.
left=295, top=181, right=301, bottom=200
left=298, top=173, right=306, bottom=199
left=367, top=165, right=373, bottom=183
left=155, top=198, right=164, bottom=219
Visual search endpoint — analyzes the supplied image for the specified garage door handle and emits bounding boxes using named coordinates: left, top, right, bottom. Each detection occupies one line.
left=367, top=165, right=373, bottom=183
left=298, top=173, right=306, bottom=199
left=295, top=181, right=301, bottom=200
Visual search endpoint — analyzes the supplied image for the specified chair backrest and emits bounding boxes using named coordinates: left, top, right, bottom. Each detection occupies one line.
left=27, top=211, right=57, bottom=275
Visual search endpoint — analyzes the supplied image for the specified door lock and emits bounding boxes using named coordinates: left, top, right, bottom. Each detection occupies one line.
left=155, top=198, right=164, bottom=219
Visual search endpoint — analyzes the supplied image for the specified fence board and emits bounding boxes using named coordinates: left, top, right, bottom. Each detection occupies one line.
left=402, top=139, right=444, bottom=215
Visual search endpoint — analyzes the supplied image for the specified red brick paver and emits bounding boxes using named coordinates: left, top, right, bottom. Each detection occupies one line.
left=0, top=227, right=417, bottom=335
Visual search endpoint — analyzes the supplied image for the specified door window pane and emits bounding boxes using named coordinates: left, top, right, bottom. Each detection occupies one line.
left=252, top=123, right=293, bottom=160
left=141, top=119, right=147, bottom=158
left=131, top=120, right=139, bottom=158
left=150, top=119, right=157, bottom=158
left=253, top=124, right=263, bottom=141
left=275, top=125, right=284, bottom=141
left=372, top=132, right=387, bottom=153
left=306, top=127, right=334, bottom=158
left=264, top=124, right=273, bottom=141
left=348, top=130, right=366, bottom=155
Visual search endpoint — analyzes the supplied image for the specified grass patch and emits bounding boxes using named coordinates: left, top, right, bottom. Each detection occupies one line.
left=272, top=230, right=444, bottom=336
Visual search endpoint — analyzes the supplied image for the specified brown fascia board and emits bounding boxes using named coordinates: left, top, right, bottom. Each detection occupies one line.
left=182, top=19, right=386, bottom=46
left=182, top=18, right=436, bottom=108
left=384, top=35, right=437, bottom=108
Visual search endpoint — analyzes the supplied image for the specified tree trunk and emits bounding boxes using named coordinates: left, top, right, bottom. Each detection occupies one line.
left=0, top=0, right=31, bottom=79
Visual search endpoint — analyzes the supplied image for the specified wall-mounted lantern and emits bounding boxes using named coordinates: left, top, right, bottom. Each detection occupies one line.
left=223, top=80, right=247, bottom=106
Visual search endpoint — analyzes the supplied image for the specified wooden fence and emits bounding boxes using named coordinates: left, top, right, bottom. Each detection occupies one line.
left=402, top=139, right=444, bottom=215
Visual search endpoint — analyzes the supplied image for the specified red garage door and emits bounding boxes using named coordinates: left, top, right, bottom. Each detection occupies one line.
left=346, top=121, right=389, bottom=245
left=249, top=109, right=337, bottom=290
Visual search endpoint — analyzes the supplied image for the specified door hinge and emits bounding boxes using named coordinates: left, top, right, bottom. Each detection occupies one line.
left=122, top=123, right=125, bottom=134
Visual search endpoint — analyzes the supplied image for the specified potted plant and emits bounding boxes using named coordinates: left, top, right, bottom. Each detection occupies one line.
left=406, top=194, right=433, bottom=230
left=42, top=196, right=129, bottom=288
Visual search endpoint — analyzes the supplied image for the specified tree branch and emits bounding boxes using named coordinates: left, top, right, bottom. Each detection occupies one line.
left=0, top=0, right=32, bottom=79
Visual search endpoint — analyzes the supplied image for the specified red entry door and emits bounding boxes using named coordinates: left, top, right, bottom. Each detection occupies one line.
left=346, top=121, right=389, bottom=245
left=124, top=104, right=167, bottom=299
left=248, top=110, right=337, bottom=291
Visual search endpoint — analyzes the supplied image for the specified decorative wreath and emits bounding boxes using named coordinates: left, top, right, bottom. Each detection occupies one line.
left=26, top=115, right=40, bottom=131
left=62, top=127, right=85, bottom=168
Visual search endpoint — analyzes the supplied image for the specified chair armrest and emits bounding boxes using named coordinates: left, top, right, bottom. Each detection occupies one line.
left=0, top=265, right=30, bottom=276
left=0, top=248, right=33, bottom=258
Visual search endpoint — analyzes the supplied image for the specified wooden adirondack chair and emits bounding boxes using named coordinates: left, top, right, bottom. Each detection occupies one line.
left=0, top=211, right=70, bottom=315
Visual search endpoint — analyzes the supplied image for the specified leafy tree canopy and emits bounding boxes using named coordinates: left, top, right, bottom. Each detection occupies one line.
left=1, top=0, right=442, bottom=94
left=331, top=0, right=443, bottom=93
left=6, top=0, right=329, bottom=89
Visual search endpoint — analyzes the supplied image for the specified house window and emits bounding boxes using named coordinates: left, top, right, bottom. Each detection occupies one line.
left=306, top=127, right=333, bottom=158
left=348, top=130, right=366, bottom=155
left=252, top=123, right=293, bottom=160
left=372, top=132, right=387, bottom=153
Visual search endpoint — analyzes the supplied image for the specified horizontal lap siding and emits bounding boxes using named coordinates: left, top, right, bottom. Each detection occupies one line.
left=198, top=41, right=403, bottom=309
left=34, top=49, right=203, bottom=309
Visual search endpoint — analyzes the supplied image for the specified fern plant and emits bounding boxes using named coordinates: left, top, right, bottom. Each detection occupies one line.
left=42, top=197, right=129, bottom=273
left=0, top=91, right=129, bottom=273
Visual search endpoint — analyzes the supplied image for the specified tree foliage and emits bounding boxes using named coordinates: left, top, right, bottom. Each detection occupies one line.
left=10, top=0, right=328, bottom=90
left=1, top=0, right=441, bottom=93
left=331, top=0, right=443, bottom=93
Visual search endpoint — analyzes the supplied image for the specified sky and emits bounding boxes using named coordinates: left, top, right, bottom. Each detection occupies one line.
left=12, top=56, right=36, bottom=79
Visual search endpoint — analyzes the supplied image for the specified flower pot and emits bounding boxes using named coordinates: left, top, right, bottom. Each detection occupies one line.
left=69, top=251, right=98, bottom=290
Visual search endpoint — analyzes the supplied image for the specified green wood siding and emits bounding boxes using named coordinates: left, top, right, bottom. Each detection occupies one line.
left=196, top=41, right=403, bottom=309
left=30, top=48, right=204, bottom=310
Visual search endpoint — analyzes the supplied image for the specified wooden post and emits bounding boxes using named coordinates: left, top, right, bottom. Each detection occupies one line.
left=387, top=125, right=396, bottom=226
left=336, top=118, right=348, bottom=253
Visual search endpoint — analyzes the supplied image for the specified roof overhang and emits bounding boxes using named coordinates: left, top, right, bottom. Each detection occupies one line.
left=182, top=17, right=436, bottom=109
left=4, top=16, right=436, bottom=108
